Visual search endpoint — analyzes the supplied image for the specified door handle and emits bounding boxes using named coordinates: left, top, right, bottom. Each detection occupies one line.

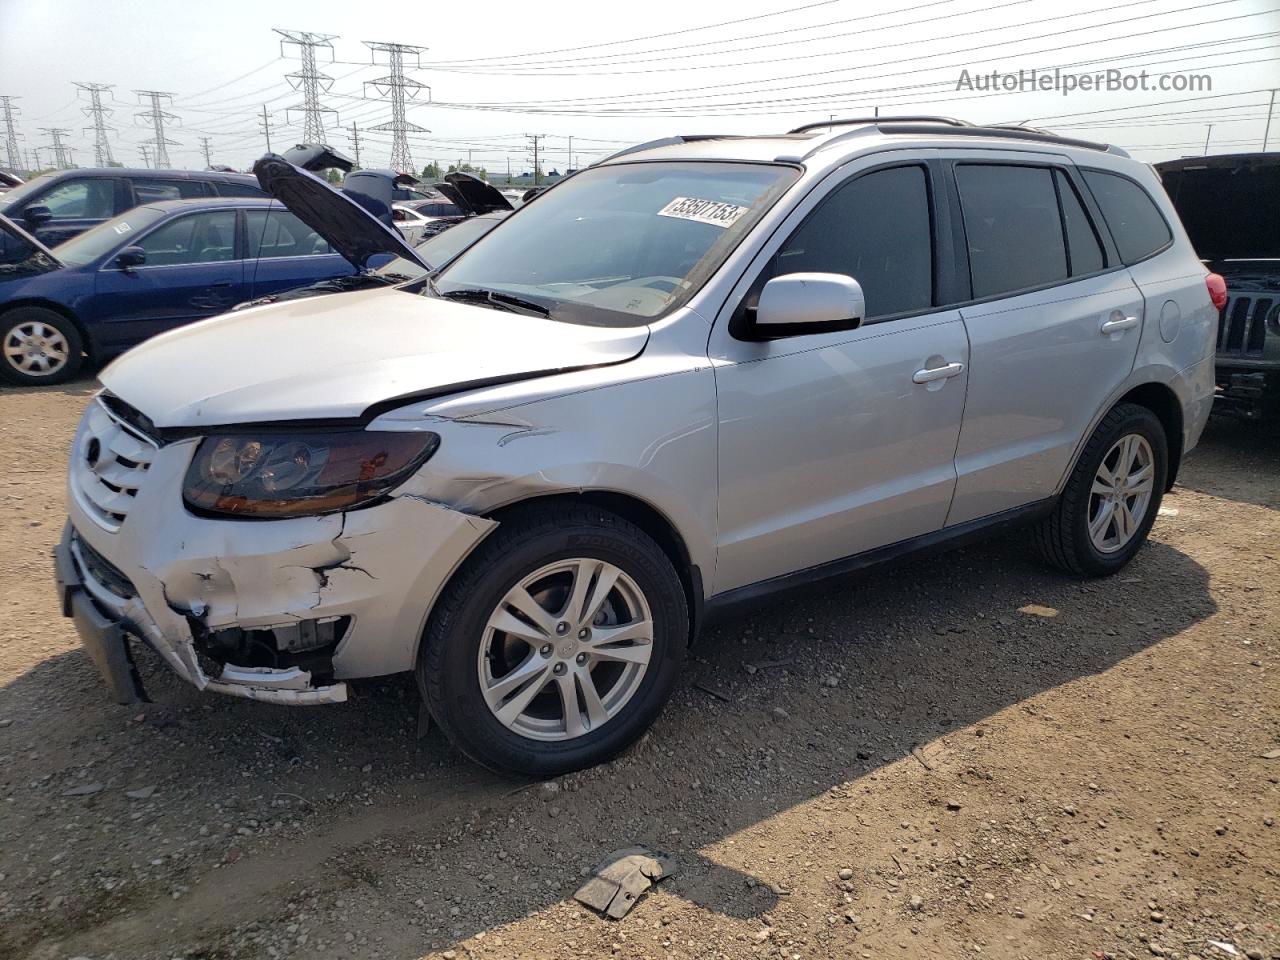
left=1100, top=314, right=1139, bottom=335
left=912, top=361, right=965, bottom=384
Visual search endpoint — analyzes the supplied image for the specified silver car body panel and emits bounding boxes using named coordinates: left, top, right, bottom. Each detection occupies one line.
left=62, top=126, right=1215, bottom=704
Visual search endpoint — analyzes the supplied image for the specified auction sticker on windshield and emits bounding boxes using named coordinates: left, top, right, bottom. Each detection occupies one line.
left=657, top=196, right=749, bottom=228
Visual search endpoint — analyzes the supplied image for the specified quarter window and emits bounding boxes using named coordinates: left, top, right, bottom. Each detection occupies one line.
left=245, top=209, right=334, bottom=258
left=212, top=180, right=266, bottom=198
left=34, top=178, right=116, bottom=220
left=1081, top=170, right=1172, bottom=264
left=132, top=178, right=210, bottom=202
left=773, top=165, right=933, bottom=319
left=136, top=211, right=238, bottom=266
left=1054, top=170, right=1106, bottom=276
left=956, top=165, right=1068, bottom=298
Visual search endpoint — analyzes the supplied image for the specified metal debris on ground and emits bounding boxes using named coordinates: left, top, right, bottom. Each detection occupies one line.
left=574, top=847, right=676, bottom=919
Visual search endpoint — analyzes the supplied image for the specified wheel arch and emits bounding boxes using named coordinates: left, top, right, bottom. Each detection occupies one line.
left=1114, top=381, right=1184, bottom=491
left=483, top=490, right=706, bottom=644
left=0, top=298, right=95, bottom=359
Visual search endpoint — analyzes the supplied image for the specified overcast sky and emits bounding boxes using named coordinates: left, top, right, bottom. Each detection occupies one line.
left=1, top=0, right=1276, bottom=174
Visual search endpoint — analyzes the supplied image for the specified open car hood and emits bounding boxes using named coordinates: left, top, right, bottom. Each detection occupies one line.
left=432, top=172, right=514, bottom=216
left=0, top=213, right=63, bottom=278
left=252, top=154, right=429, bottom=272
left=100, top=287, right=649, bottom=428
left=1157, top=153, right=1280, bottom=262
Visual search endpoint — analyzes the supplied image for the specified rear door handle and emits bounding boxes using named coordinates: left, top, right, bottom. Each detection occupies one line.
left=1101, top=314, right=1139, bottom=335
left=912, top=361, right=965, bottom=384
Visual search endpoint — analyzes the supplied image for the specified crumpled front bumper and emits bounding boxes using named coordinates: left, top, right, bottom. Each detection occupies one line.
left=57, top=400, right=498, bottom=706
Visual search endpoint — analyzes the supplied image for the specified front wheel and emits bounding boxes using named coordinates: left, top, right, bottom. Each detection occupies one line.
left=1037, top=402, right=1168, bottom=576
left=418, top=504, right=688, bottom=777
left=0, top=307, right=84, bottom=385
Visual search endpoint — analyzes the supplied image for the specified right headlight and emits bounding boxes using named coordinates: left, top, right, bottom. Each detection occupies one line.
left=183, top=430, right=439, bottom=519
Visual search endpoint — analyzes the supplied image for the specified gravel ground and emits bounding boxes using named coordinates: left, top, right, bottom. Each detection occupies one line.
left=0, top=380, right=1276, bottom=960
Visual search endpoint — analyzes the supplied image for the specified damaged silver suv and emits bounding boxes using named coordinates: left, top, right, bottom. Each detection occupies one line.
left=56, top=118, right=1218, bottom=776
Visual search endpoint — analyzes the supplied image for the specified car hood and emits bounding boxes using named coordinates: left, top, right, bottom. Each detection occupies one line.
left=433, top=172, right=514, bottom=215
left=100, top=287, right=649, bottom=428
left=0, top=213, right=63, bottom=279
left=1157, top=153, right=1280, bottom=261
left=253, top=154, right=429, bottom=272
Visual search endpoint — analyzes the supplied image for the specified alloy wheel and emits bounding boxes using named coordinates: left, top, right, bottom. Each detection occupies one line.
left=477, top=558, right=654, bottom=742
left=1088, top=433, right=1155, bottom=554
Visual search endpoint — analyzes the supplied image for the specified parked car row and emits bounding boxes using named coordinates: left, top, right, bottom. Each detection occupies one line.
left=53, top=116, right=1218, bottom=779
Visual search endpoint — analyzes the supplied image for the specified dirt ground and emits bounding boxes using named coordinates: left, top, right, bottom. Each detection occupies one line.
left=0, top=379, right=1276, bottom=960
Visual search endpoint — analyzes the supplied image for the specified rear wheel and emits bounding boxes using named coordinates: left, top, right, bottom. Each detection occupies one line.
left=418, top=504, right=687, bottom=776
left=0, top=307, right=84, bottom=385
left=1037, top=402, right=1168, bottom=576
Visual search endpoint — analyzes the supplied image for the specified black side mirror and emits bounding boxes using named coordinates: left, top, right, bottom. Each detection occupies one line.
left=22, top=204, right=52, bottom=229
left=115, top=246, right=146, bottom=270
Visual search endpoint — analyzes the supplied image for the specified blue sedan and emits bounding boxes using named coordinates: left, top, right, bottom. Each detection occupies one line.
left=0, top=197, right=354, bottom=385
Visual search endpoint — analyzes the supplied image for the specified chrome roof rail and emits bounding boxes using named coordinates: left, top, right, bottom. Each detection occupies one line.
left=787, top=116, right=967, bottom=134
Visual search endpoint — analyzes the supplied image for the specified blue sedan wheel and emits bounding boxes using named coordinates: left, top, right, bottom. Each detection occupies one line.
left=0, top=307, right=84, bottom=386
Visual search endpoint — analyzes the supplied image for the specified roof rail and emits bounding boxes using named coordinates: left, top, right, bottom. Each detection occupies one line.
left=595, top=134, right=743, bottom=165
left=788, top=116, right=967, bottom=134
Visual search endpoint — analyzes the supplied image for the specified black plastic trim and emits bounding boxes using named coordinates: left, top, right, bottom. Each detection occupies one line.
left=701, top=498, right=1056, bottom=627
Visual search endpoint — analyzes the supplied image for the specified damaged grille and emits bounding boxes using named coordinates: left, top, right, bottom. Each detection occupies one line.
left=1217, top=294, right=1275, bottom=357
left=72, top=532, right=138, bottom=599
left=72, top=398, right=157, bottom=530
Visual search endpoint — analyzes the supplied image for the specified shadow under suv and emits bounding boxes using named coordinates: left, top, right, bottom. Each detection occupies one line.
left=55, top=117, right=1218, bottom=776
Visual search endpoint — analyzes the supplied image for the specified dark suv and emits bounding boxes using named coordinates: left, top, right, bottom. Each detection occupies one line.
left=0, top=168, right=266, bottom=247
left=1157, top=153, right=1280, bottom=421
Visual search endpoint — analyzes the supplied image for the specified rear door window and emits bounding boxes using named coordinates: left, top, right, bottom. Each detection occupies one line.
left=212, top=180, right=267, bottom=198
left=36, top=178, right=117, bottom=220
left=956, top=164, right=1068, bottom=298
left=1081, top=170, right=1172, bottom=264
left=132, top=178, right=211, bottom=203
left=1054, top=170, right=1106, bottom=276
left=773, top=164, right=934, bottom=319
left=245, top=208, right=334, bottom=258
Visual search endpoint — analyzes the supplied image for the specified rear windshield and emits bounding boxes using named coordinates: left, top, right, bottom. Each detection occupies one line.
left=434, top=161, right=798, bottom=327
left=55, top=206, right=167, bottom=267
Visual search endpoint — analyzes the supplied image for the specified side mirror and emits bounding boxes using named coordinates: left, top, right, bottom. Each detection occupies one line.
left=752, top=272, right=865, bottom=339
left=115, top=246, right=146, bottom=270
left=22, top=204, right=52, bottom=229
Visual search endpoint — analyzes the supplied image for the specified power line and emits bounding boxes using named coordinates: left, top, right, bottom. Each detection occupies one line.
left=363, top=40, right=430, bottom=172
left=75, top=82, right=116, bottom=166
left=0, top=96, right=23, bottom=171
left=134, top=90, right=179, bottom=168
left=274, top=28, right=339, bottom=143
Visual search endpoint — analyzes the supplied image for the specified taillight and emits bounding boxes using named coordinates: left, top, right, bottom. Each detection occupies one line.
left=1206, top=273, right=1228, bottom=311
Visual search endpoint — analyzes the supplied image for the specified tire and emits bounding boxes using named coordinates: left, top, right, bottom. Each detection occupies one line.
left=418, top=504, right=688, bottom=777
left=1037, top=402, right=1168, bottom=577
left=0, top=306, right=84, bottom=386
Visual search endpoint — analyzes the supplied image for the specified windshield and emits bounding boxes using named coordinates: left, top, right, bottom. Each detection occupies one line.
left=55, top=206, right=167, bottom=267
left=0, top=173, right=55, bottom=214
left=433, top=161, right=798, bottom=326
left=410, top=215, right=505, bottom=270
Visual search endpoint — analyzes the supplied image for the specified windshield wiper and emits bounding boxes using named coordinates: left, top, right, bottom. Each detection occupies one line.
left=437, top=287, right=550, bottom=317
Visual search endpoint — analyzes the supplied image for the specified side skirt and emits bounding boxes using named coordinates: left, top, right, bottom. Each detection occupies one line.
left=701, top=497, right=1056, bottom=629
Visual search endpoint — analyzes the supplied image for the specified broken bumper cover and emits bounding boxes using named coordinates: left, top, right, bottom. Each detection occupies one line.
left=58, top=418, right=497, bottom=707
left=55, top=524, right=349, bottom=705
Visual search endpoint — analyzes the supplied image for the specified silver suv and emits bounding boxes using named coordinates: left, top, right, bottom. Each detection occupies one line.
left=56, top=117, right=1218, bottom=776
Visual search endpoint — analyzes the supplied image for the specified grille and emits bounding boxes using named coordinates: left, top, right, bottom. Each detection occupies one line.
left=1216, top=294, right=1275, bottom=357
left=72, top=398, right=157, bottom=530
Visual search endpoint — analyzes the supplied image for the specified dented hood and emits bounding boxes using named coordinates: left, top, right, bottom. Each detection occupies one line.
left=100, top=288, right=649, bottom=428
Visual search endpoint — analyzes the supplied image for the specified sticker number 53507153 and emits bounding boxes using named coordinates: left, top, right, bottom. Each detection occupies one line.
left=657, top=196, right=749, bottom=228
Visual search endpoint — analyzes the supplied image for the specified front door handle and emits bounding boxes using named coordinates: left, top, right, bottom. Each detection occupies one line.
left=1100, top=314, right=1139, bottom=335
left=912, top=361, right=965, bottom=384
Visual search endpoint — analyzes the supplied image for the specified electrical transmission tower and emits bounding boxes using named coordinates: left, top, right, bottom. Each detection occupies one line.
left=275, top=29, right=338, bottom=144
left=0, top=96, right=23, bottom=171
left=363, top=40, right=430, bottom=172
left=40, top=128, right=73, bottom=169
left=75, top=82, right=116, bottom=166
left=198, top=136, right=213, bottom=168
left=134, top=90, right=179, bottom=169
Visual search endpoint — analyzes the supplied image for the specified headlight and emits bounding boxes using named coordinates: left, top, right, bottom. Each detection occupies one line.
left=183, top=431, right=439, bottom=518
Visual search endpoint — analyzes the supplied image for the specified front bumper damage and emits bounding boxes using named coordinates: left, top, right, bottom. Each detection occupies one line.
left=57, top=401, right=497, bottom=706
